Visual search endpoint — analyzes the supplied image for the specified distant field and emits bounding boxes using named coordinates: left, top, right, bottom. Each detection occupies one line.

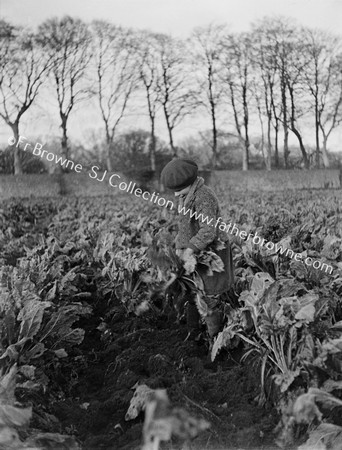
left=0, top=169, right=341, bottom=200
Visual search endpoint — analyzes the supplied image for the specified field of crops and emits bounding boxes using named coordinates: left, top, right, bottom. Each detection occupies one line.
left=0, top=189, right=342, bottom=450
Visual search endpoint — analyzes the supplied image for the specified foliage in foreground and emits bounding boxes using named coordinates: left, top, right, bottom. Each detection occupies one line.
left=0, top=189, right=341, bottom=448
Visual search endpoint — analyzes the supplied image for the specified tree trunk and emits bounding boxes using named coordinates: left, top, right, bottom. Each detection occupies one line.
left=211, top=103, right=217, bottom=169
left=242, top=92, right=249, bottom=171
left=266, top=117, right=272, bottom=171
left=168, top=126, right=176, bottom=157
left=103, top=120, right=113, bottom=171
left=274, top=121, right=279, bottom=168
left=257, top=103, right=268, bottom=170
left=242, top=120, right=249, bottom=171
left=314, top=68, right=320, bottom=168
left=283, top=126, right=289, bottom=169
left=11, top=122, right=23, bottom=175
left=164, top=106, right=177, bottom=157
left=315, top=97, right=320, bottom=167
left=287, top=83, right=309, bottom=169
left=242, top=139, right=249, bottom=171
left=291, top=127, right=310, bottom=169
left=281, top=73, right=289, bottom=168
left=106, top=140, right=114, bottom=172
left=150, top=120, right=156, bottom=172
left=260, top=119, right=266, bottom=168
left=61, top=117, right=69, bottom=161
left=321, top=134, right=330, bottom=168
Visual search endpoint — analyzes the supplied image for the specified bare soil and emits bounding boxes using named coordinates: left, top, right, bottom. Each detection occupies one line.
left=46, top=298, right=280, bottom=450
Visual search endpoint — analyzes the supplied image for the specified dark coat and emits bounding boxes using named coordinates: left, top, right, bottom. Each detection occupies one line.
left=175, top=178, right=234, bottom=295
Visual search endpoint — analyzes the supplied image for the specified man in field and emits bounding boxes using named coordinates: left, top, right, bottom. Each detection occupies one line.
left=161, top=158, right=235, bottom=339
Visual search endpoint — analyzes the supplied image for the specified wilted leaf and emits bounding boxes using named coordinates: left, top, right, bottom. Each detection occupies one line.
left=125, top=384, right=155, bottom=421
left=211, top=328, right=236, bottom=361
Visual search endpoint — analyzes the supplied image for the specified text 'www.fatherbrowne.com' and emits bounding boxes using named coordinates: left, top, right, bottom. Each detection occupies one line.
left=177, top=203, right=334, bottom=275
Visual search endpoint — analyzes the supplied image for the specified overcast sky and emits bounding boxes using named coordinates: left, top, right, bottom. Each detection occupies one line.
left=1, top=0, right=341, bottom=36
left=0, top=0, right=342, bottom=150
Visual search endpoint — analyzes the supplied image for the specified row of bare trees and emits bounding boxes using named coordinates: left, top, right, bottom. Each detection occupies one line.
left=1, top=16, right=342, bottom=173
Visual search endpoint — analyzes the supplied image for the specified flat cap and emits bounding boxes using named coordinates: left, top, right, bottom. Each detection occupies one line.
left=161, top=158, right=198, bottom=191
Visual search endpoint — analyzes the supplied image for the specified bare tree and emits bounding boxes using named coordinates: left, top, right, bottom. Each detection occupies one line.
left=135, top=31, right=162, bottom=173
left=251, top=21, right=283, bottom=169
left=257, top=18, right=296, bottom=168
left=38, top=16, right=92, bottom=163
left=0, top=22, right=50, bottom=173
left=91, top=21, right=138, bottom=171
left=318, top=53, right=342, bottom=166
left=283, top=28, right=312, bottom=169
left=221, top=32, right=253, bottom=171
left=190, top=24, right=226, bottom=169
left=257, top=18, right=310, bottom=168
left=154, top=33, right=196, bottom=157
left=303, top=28, right=342, bottom=167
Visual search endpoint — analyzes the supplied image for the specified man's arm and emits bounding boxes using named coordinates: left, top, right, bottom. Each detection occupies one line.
left=188, top=192, right=217, bottom=252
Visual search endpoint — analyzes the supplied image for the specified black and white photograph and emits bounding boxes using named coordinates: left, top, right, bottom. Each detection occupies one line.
left=0, top=0, right=342, bottom=449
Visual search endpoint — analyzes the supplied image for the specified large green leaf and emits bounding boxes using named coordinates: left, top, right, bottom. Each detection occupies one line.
left=0, top=405, right=32, bottom=427
left=0, top=365, right=17, bottom=405
left=17, top=299, right=51, bottom=340
left=39, top=303, right=92, bottom=348
left=250, top=272, right=275, bottom=300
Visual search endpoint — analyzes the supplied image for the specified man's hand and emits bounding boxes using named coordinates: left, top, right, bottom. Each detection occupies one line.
left=176, top=248, right=194, bottom=260
left=182, top=248, right=194, bottom=261
left=179, top=248, right=196, bottom=275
